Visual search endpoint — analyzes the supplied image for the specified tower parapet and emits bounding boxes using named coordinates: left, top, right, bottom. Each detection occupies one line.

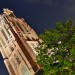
left=3, top=8, right=16, bottom=17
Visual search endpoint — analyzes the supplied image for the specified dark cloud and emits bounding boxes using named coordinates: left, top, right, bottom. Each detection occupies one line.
left=63, top=0, right=75, bottom=24
left=41, top=0, right=52, bottom=5
left=63, top=0, right=75, bottom=15
left=22, top=0, right=53, bottom=5
left=22, top=0, right=38, bottom=3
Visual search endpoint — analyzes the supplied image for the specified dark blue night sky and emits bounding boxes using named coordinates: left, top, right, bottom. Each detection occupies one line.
left=0, top=0, right=75, bottom=75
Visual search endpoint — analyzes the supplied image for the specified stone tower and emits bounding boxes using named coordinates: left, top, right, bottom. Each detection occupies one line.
left=0, top=9, right=41, bottom=75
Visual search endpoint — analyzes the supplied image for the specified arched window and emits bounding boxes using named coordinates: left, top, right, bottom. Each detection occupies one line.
left=21, top=65, right=30, bottom=75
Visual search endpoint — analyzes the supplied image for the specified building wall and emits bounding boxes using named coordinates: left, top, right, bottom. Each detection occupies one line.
left=0, top=9, right=41, bottom=75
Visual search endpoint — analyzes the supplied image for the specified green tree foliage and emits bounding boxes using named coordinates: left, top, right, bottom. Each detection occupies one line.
left=36, top=20, right=75, bottom=75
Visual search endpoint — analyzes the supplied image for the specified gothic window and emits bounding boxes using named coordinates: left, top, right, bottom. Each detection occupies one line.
left=16, top=22, right=24, bottom=32
left=14, top=54, right=21, bottom=65
left=21, top=65, right=30, bottom=75
left=31, top=43, right=36, bottom=48
left=30, top=42, right=38, bottom=55
left=9, top=65, right=15, bottom=75
left=15, top=56, right=21, bottom=64
left=10, top=47, right=14, bottom=51
left=0, top=18, right=5, bottom=25
left=4, top=25, right=11, bottom=36
left=12, top=59, right=17, bottom=68
left=1, top=29, right=8, bottom=41
left=2, top=40, right=6, bottom=47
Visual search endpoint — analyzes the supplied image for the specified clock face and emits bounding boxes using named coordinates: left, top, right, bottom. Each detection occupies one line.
left=21, top=65, right=30, bottom=75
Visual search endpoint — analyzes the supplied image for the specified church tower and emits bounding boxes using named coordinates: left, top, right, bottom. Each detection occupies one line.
left=0, top=9, right=41, bottom=75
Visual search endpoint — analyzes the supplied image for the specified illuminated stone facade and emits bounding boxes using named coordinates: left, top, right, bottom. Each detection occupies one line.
left=0, top=9, right=41, bottom=75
